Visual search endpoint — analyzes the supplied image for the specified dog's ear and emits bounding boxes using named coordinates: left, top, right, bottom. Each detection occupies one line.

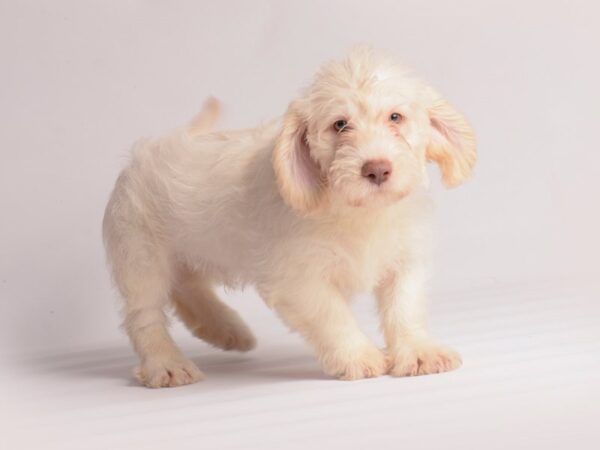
left=425, top=88, right=477, bottom=187
left=273, top=101, right=324, bottom=212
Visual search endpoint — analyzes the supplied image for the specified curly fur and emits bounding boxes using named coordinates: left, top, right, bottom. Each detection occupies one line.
left=103, top=47, right=476, bottom=387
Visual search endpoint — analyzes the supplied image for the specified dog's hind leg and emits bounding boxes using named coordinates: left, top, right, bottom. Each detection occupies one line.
left=172, top=269, right=256, bottom=352
left=103, top=193, right=203, bottom=388
left=115, top=249, right=203, bottom=387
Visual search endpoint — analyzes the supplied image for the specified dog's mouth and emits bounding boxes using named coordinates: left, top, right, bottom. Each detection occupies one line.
left=369, top=178, right=410, bottom=197
left=347, top=186, right=410, bottom=208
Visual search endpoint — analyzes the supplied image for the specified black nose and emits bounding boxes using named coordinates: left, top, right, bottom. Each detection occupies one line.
left=361, top=160, right=392, bottom=185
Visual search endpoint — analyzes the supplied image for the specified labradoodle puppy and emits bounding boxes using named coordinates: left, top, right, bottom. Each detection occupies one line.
left=103, top=47, right=477, bottom=388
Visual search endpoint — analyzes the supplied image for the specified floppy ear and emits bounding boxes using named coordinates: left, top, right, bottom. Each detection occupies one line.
left=426, top=89, right=477, bottom=187
left=273, top=101, right=324, bottom=212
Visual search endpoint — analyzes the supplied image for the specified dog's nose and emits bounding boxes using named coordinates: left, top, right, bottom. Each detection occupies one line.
left=361, top=160, right=392, bottom=185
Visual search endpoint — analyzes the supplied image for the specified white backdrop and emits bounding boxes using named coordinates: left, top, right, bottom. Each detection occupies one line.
left=1, top=0, right=598, bottom=355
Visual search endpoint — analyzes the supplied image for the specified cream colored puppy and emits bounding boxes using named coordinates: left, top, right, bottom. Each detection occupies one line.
left=103, top=47, right=476, bottom=388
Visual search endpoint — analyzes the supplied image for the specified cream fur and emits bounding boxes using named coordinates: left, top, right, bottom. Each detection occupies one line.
left=103, top=47, right=476, bottom=387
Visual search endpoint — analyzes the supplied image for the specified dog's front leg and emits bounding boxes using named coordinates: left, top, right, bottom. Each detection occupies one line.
left=376, top=261, right=462, bottom=376
left=269, top=282, right=388, bottom=380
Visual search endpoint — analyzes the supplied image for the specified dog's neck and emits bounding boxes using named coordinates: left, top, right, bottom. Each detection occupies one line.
left=303, top=194, right=407, bottom=233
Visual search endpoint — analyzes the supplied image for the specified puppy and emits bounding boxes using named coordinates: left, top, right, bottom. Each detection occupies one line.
left=103, top=47, right=476, bottom=388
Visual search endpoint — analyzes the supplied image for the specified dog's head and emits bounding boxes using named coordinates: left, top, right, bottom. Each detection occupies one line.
left=273, top=47, right=477, bottom=212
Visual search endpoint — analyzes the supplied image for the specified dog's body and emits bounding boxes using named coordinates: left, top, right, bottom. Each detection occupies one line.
left=103, top=48, right=476, bottom=387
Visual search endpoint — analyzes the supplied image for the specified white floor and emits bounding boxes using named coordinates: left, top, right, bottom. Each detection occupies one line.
left=4, top=281, right=599, bottom=450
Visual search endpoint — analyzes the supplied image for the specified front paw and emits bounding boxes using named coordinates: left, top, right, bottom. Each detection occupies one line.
left=389, top=339, right=461, bottom=377
left=321, top=343, right=389, bottom=380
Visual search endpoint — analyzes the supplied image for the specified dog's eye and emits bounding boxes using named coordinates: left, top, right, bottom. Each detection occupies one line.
left=390, top=112, right=402, bottom=123
left=333, top=119, right=349, bottom=132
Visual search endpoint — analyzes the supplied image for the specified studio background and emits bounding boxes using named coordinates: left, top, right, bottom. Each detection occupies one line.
left=1, top=1, right=598, bottom=449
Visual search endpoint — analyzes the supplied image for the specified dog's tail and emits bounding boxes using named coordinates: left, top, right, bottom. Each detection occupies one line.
left=188, top=97, right=221, bottom=136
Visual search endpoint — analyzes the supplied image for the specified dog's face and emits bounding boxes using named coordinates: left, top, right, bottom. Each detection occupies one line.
left=273, top=48, right=477, bottom=212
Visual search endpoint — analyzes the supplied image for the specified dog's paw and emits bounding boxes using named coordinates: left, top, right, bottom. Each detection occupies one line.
left=135, top=355, right=204, bottom=388
left=389, top=339, right=461, bottom=377
left=192, top=319, right=257, bottom=352
left=322, top=344, right=389, bottom=381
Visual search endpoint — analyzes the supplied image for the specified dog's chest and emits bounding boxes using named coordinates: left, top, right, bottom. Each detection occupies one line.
left=326, top=223, right=402, bottom=294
